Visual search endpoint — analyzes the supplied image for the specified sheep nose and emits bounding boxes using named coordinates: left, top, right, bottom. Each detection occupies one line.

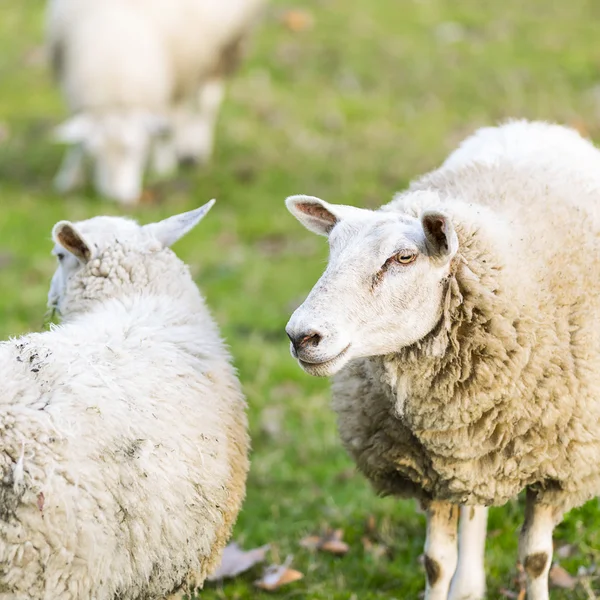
left=287, top=330, right=323, bottom=353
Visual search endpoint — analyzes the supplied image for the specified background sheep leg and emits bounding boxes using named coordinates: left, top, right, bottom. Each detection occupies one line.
left=424, top=500, right=460, bottom=600
left=54, top=145, right=85, bottom=192
left=448, top=505, right=488, bottom=600
left=151, top=135, right=178, bottom=177
left=174, top=79, right=225, bottom=166
left=518, top=489, right=558, bottom=600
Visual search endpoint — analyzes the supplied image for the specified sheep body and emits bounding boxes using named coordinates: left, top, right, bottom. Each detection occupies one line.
left=0, top=228, right=248, bottom=598
left=47, top=0, right=264, bottom=202
left=48, top=0, right=262, bottom=111
left=332, top=120, right=600, bottom=514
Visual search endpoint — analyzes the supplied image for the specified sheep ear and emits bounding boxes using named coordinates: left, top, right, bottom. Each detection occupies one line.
left=285, top=195, right=340, bottom=236
left=52, top=115, right=93, bottom=144
left=53, top=221, right=92, bottom=262
left=421, top=211, right=458, bottom=261
left=144, top=199, right=216, bottom=247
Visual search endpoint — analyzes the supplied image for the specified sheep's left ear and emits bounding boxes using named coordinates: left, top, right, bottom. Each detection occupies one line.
left=53, top=221, right=92, bottom=262
left=144, top=199, right=215, bottom=247
left=421, top=211, right=458, bottom=262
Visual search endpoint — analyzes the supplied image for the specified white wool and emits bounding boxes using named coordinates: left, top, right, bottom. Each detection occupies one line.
left=0, top=211, right=248, bottom=599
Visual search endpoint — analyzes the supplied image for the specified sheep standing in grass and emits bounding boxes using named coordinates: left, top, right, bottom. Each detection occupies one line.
left=47, top=0, right=264, bottom=204
left=0, top=201, right=249, bottom=599
left=285, top=120, right=600, bottom=600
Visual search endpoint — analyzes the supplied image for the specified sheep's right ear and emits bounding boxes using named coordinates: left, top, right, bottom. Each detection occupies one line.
left=144, top=199, right=216, bottom=247
left=285, top=195, right=341, bottom=236
left=52, top=115, right=93, bottom=144
left=53, top=221, right=92, bottom=262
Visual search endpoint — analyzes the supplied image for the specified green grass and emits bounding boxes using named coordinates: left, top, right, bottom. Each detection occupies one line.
left=1, top=0, right=600, bottom=598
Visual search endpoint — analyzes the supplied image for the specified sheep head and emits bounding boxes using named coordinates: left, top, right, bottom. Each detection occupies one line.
left=47, top=200, right=215, bottom=316
left=53, top=110, right=170, bottom=204
left=284, top=195, right=458, bottom=377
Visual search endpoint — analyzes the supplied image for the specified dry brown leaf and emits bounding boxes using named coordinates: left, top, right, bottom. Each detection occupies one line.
left=517, top=590, right=526, bottom=600
left=207, top=542, right=270, bottom=581
left=299, top=535, right=321, bottom=550
left=300, top=528, right=349, bottom=556
left=254, top=557, right=303, bottom=591
left=498, top=589, right=519, bottom=599
left=549, top=564, right=578, bottom=589
left=281, top=9, right=314, bottom=32
left=569, top=119, right=590, bottom=138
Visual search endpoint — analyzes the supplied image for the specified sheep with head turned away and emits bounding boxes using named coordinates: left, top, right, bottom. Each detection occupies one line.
left=0, top=201, right=249, bottom=600
left=47, top=0, right=265, bottom=205
left=284, top=120, right=600, bottom=600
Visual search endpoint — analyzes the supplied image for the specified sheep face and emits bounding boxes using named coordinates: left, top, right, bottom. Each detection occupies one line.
left=47, top=200, right=215, bottom=316
left=53, top=111, right=169, bottom=204
left=285, top=195, right=458, bottom=377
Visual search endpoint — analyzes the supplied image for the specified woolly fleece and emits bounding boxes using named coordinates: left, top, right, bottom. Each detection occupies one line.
left=332, top=121, right=600, bottom=514
left=0, top=239, right=249, bottom=599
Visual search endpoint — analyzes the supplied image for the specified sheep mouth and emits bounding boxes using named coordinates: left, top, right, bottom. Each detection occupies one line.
left=297, top=344, right=351, bottom=376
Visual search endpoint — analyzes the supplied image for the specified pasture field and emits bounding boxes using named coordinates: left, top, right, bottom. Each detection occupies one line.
left=0, top=0, right=599, bottom=598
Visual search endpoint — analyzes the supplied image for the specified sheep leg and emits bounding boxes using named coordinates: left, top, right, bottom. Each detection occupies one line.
left=518, top=489, right=558, bottom=600
left=424, top=500, right=460, bottom=600
left=174, top=79, right=225, bottom=166
left=151, top=136, right=177, bottom=177
left=54, top=145, right=85, bottom=192
left=448, top=506, right=488, bottom=600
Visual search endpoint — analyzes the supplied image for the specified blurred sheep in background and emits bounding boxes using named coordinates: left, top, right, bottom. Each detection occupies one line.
left=47, top=0, right=265, bottom=205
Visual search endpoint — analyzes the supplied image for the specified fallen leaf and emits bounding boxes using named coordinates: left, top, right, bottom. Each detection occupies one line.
left=207, top=542, right=269, bottom=581
left=569, top=119, right=590, bottom=138
left=549, top=564, right=578, bottom=589
left=517, top=590, right=526, bottom=600
left=281, top=9, right=314, bottom=32
left=299, top=535, right=321, bottom=550
left=300, top=528, right=349, bottom=556
left=254, top=556, right=303, bottom=591
left=499, top=589, right=519, bottom=599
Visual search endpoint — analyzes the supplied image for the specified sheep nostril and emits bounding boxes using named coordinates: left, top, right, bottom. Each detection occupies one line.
left=298, top=332, right=322, bottom=349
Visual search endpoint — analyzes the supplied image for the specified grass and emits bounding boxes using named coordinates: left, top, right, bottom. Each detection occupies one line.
left=1, top=0, right=600, bottom=598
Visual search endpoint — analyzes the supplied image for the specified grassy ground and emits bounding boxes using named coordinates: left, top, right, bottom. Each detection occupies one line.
left=1, top=0, right=600, bottom=598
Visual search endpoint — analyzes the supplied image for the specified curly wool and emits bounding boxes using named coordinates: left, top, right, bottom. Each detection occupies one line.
left=0, top=243, right=249, bottom=600
left=332, top=121, right=600, bottom=514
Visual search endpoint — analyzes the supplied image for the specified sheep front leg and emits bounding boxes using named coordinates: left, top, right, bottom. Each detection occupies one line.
left=54, top=145, right=85, bottom=193
left=424, top=500, right=460, bottom=600
left=519, top=489, right=559, bottom=600
left=448, top=506, right=488, bottom=600
left=174, top=78, right=225, bottom=166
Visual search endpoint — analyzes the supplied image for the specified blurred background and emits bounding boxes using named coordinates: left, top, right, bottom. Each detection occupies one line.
left=1, top=1, right=599, bottom=598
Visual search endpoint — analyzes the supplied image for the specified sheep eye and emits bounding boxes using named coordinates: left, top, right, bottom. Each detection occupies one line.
left=57, top=253, right=65, bottom=262
left=394, top=252, right=417, bottom=265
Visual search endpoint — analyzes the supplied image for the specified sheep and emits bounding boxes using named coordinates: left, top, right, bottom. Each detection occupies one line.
left=0, top=201, right=249, bottom=599
left=47, top=0, right=265, bottom=204
left=284, top=120, right=600, bottom=600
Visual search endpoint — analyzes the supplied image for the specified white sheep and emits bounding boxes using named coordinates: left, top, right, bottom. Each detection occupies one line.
left=0, top=201, right=249, bottom=599
left=284, top=120, right=600, bottom=600
left=47, top=0, right=264, bottom=204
